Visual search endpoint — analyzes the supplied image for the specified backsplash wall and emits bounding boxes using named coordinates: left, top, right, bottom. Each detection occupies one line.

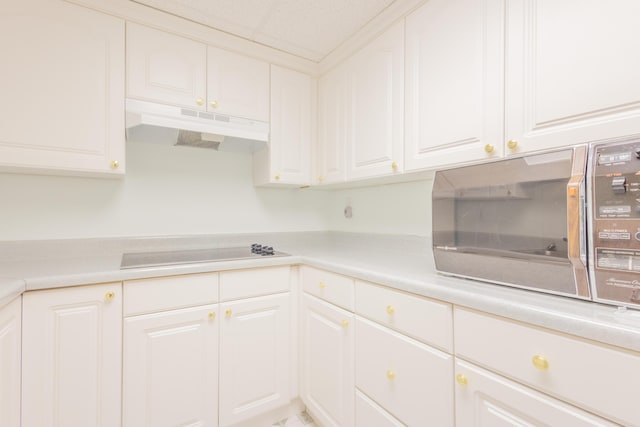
left=0, top=141, right=433, bottom=240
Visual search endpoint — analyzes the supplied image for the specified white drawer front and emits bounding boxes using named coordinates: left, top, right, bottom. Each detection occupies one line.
left=124, top=273, right=218, bottom=316
left=355, top=280, right=452, bottom=352
left=219, top=266, right=290, bottom=301
left=454, top=307, right=640, bottom=427
left=355, top=317, right=453, bottom=427
left=355, top=390, right=404, bottom=427
left=302, top=266, right=354, bottom=310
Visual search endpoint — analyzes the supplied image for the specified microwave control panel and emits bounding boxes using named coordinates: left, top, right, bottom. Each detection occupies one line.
left=590, top=138, right=640, bottom=308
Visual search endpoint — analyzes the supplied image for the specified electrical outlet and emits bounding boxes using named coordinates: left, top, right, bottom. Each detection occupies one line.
left=344, top=205, right=353, bottom=219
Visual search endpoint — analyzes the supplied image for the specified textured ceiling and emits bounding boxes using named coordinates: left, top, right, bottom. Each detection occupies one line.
left=133, top=0, right=399, bottom=62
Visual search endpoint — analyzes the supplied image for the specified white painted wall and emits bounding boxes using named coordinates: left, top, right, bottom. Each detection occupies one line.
left=0, top=141, right=433, bottom=241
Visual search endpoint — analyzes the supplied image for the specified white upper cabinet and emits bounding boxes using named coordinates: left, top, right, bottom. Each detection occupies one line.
left=316, top=64, right=348, bottom=185
left=127, top=23, right=269, bottom=121
left=404, top=0, right=504, bottom=170
left=127, top=22, right=207, bottom=110
left=345, top=21, right=404, bottom=180
left=505, top=0, right=640, bottom=155
left=0, top=0, right=125, bottom=177
left=254, top=65, right=312, bottom=186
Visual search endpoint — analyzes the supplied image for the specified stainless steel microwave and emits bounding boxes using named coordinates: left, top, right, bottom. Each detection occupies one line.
left=433, top=136, right=640, bottom=310
left=432, top=145, right=591, bottom=300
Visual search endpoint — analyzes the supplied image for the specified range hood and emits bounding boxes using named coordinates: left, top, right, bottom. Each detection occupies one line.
left=125, top=99, right=269, bottom=152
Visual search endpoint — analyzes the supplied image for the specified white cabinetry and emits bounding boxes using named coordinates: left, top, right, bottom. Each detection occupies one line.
left=122, top=273, right=219, bottom=427
left=455, top=307, right=640, bottom=426
left=455, top=359, right=618, bottom=426
left=300, top=267, right=355, bottom=426
left=404, top=0, right=504, bottom=170
left=346, top=22, right=404, bottom=180
left=254, top=65, right=313, bottom=186
left=219, top=267, right=292, bottom=426
left=127, top=22, right=269, bottom=120
left=0, top=0, right=125, bottom=176
left=0, top=297, right=21, bottom=427
left=505, top=0, right=640, bottom=154
left=22, top=283, right=122, bottom=427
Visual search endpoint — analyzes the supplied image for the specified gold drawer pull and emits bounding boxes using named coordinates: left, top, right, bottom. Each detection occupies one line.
left=319, top=282, right=326, bottom=289
left=532, top=355, right=549, bottom=371
left=386, top=370, right=395, bottom=380
left=456, top=373, right=468, bottom=387
left=104, top=291, right=115, bottom=302
left=386, top=305, right=395, bottom=315
left=208, top=312, right=216, bottom=320
left=507, top=139, right=518, bottom=150
left=341, top=319, right=349, bottom=328
left=484, top=144, right=495, bottom=154
left=225, top=309, right=232, bottom=318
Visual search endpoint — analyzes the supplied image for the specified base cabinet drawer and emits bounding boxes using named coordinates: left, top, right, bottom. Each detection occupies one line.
left=455, top=359, right=619, bottom=427
left=355, top=316, right=453, bottom=426
left=454, top=307, right=640, bottom=426
left=355, top=390, right=404, bottom=427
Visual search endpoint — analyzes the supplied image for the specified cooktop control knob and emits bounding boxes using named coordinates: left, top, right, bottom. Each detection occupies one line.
left=612, top=176, right=627, bottom=194
left=262, top=246, right=275, bottom=256
left=635, top=148, right=640, bottom=159
left=251, top=244, right=262, bottom=254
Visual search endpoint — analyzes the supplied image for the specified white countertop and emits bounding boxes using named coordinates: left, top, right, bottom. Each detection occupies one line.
left=1, top=231, right=639, bottom=352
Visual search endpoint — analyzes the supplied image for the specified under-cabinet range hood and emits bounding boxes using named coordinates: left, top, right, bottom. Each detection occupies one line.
left=125, top=99, right=269, bottom=152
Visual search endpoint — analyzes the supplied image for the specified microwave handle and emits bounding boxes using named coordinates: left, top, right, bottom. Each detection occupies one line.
left=567, top=175, right=590, bottom=297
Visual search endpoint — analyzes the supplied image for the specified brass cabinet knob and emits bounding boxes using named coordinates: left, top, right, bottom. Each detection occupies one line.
left=210, top=100, right=218, bottom=108
left=274, top=174, right=280, bottom=181
left=507, top=139, right=518, bottom=150
left=386, top=370, right=395, bottom=380
left=532, top=355, right=549, bottom=371
left=110, top=160, right=119, bottom=169
left=386, top=305, right=395, bottom=315
left=318, top=176, right=324, bottom=183
left=225, top=309, right=232, bottom=318
left=484, top=144, right=495, bottom=154
left=104, top=291, right=115, bottom=302
left=341, top=319, right=349, bottom=328
left=319, top=282, right=326, bottom=289
left=196, top=97, right=204, bottom=106
left=391, top=162, right=398, bottom=171
left=208, top=312, right=216, bottom=320
left=456, top=373, right=468, bottom=387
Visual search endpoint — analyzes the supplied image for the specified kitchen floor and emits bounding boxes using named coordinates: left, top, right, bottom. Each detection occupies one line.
left=270, top=410, right=316, bottom=427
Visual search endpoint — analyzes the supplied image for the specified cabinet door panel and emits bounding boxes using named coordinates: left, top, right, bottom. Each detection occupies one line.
left=405, top=0, right=504, bottom=169
left=127, top=22, right=206, bottom=110
left=207, top=46, right=269, bottom=121
left=301, top=294, right=354, bottom=427
left=0, top=1, right=124, bottom=176
left=123, top=305, right=219, bottom=427
left=355, top=390, right=404, bottom=427
left=0, top=297, right=21, bottom=427
left=219, top=293, right=291, bottom=426
left=506, top=0, right=640, bottom=154
left=316, top=65, right=347, bottom=185
left=22, top=283, right=122, bottom=427
left=346, top=22, right=404, bottom=180
left=455, top=359, right=619, bottom=426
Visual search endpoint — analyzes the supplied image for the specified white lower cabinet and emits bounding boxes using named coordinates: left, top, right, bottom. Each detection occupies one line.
left=355, top=390, right=403, bottom=427
left=0, top=296, right=21, bottom=427
left=21, top=283, right=122, bottom=427
left=123, top=304, right=219, bottom=427
left=454, top=359, right=618, bottom=426
left=355, top=316, right=454, bottom=427
left=300, top=294, right=355, bottom=427
left=219, top=292, right=291, bottom=426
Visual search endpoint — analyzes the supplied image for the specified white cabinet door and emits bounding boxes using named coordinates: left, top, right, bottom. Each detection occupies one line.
left=22, top=283, right=122, bottom=427
left=0, top=297, right=21, bottom=427
left=346, top=21, right=404, bottom=180
left=505, top=0, right=640, bottom=155
left=123, top=304, right=219, bottom=427
left=355, top=316, right=454, bottom=427
left=127, top=22, right=207, bottom=110
left=0, top=0, right=125, bottom=176
left=455, top=359, right=619, bottom=426
left=219, top=293, right=291, bottom=426
left=254, top=65, right=312, bottom=186
left=300, top=294, right=354, bottom=427
left=207, top=46, right=269, bottom=121
left=316, top=64, right=348, bottom=185
left=404, top=0, right=504, bottom=170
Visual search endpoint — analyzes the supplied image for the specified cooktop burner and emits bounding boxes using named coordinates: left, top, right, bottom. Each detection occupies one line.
left=120, top=244, right=289, bottom=269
